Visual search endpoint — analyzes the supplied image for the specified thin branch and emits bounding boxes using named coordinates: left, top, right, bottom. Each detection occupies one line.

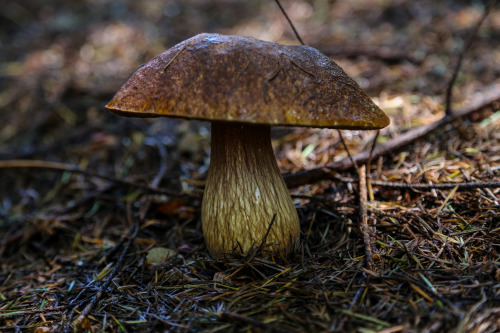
left=366, top=130, right=380, bottom=173
left=338, top=130, right=360, bottom=174
left=150, top=138, right=168, bottom=189
left=333, top=175, right=500, bottom=190
left=369, top=181, right=500, bottom=190
left=284, top=83, right=500, bottom=188
left=0, top=159, right=189, bottom=197
left=366, top=131, right=380, bottom=201
left=358, top=165, right=373, bottom=265
left=274, top=0, right=305, bottom=45
left=445, top=0, right=495, bottom=115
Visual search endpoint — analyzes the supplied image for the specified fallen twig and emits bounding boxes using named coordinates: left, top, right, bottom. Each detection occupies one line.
left=284, top=83, right=500, bottom=188
left=370, top=181, right=500, bottom=190
left=366, top=131, right=380, bottom=201
left=334, top=175, right=500, bottom=190
left=358, top=165, right=373, bottom=265
left=0, top=159, right=188, bottom=197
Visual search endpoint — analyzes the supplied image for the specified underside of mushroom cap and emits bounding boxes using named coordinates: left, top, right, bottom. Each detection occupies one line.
left=106, top=33, right=390, bottom=130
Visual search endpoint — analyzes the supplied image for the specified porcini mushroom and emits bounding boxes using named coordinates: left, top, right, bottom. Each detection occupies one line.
left=105, top=33, right=389, bottom=257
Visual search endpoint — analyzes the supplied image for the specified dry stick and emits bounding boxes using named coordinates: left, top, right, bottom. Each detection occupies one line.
left=358, top=165, right=373, bottom=265
left=150, top=138, right=168, bottom=189
left=338, top=130, right=359, bottom=174
left=445, top=0, right=495, bottom=116
left=339, top=131, right=374, bottom=265
left=366, top=130, right=380, bottom=202
left=0, top=159, right=187, bottom=197
left=274, top=0, right=305, bottom=45
left=366, top=130, right=380, bottom=172
left=371, top=180, right=500, bottom=190
left=333, top=175, right=500, bottom=190
left=364, top=131, right=381, bottom=262
left=284, top=83, right=500, bottom=188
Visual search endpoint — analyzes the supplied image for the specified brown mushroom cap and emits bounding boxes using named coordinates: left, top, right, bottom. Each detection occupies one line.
left=105, top=33, right=389, bottom=130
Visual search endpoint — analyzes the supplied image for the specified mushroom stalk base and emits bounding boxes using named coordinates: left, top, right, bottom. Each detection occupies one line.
left=202, top=122, right=300, bottom=257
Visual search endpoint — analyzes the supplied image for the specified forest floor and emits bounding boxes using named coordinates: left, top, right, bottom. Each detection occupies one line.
left=0, top=0, right=499, bottom=332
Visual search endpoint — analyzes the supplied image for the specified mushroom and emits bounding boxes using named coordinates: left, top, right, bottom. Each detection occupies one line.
left=105, top=33, right=390, bottom=257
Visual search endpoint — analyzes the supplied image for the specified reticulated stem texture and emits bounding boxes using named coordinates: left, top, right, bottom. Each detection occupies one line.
left=202, top=122, right=300, bottom=257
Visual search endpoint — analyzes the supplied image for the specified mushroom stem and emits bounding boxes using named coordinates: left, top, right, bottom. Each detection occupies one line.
left=202, top=122, right=300, bottom=257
